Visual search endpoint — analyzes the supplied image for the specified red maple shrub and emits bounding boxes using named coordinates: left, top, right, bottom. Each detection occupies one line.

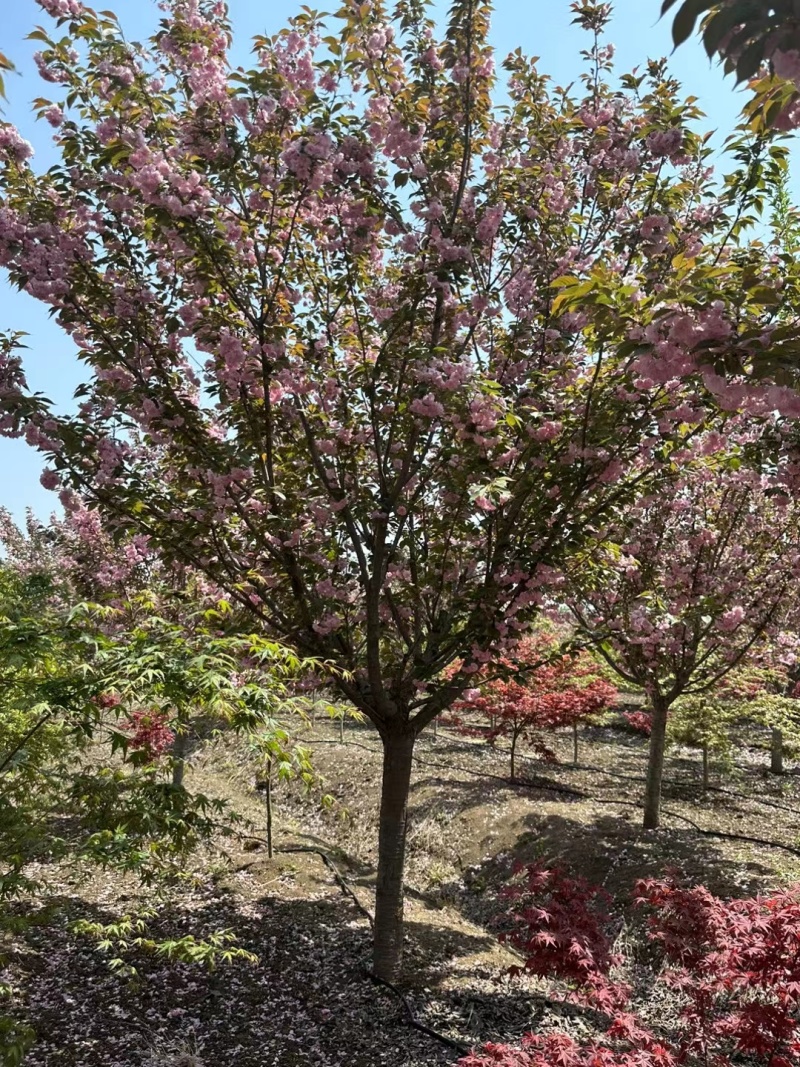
left=458, top=1032, right=674, bottom=1067
left=636, top=874, right=800, bottom=1066
left=454, top=678, right=561, bottom=779
left=452, top=637, right=617, bottom=778
left=622, top=710, right=652, bottom=736
left=497, top=862, right=629, bottom=1012
left=460, top=869, right=800, bottom=1067
left=124, top=708, right=175, bottom=762
left=93, top=691, right=121, bottom=710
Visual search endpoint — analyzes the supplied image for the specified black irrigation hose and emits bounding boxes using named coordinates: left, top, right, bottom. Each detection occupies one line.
left=254, top=839, right=469, bottom=1056
left=659, top=808, right=800, bottom=858
left=576, top=761, right=800, bottom=821
left=304, top=738, right=590, bottom=799
left=310, top=741, right=800, bottom=858
left=704, top=784, right=800, bottom=819
left=586, top=735, right=800, bottom=816
left=263, top=840, right=375, bottom=926
left=305, top=734, right=800, bottom=857
left=301, top=735, right=800, bottom=857
left=363, top=966, right=470, bottom=1055
left=582, top=798, right=800, bottom=858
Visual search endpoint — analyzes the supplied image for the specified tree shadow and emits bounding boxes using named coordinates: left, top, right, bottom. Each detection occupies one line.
left=12, top=881, right=462, bottom=1067
left=453, top=807, right=775, bottom=919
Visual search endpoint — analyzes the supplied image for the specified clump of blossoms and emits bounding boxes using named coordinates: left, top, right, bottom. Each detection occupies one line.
left=1, top=0, right=800, bottom=979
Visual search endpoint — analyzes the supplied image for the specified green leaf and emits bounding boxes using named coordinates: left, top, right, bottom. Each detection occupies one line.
left=702, top=1, right=761, bottom=59
left=671, top=0, right=714, bottom=48
left=736, top=37, right=767, bottom=84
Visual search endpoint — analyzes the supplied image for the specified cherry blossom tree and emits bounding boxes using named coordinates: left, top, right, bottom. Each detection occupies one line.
left=1, top=0, right=799, bottom=978
left=565, top=451, right=800, bottom=829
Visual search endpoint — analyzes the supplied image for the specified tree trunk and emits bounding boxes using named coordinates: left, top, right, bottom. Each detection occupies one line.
left=643, top=697, right=669, bottom=830
left=702, top=743, right=709, bottom=792
left=171, top=713, right=189, bottom=789
left=771, top=727, right=784, bottom=775
left=372, top=729, right=415, bottom=983
left=339, top=710, right=345, bottom=742
left=265, top=757, right=274, bottom=859
left=573, top=722, right=579, bottom=767
left=510, top=730, right=519, bottom=783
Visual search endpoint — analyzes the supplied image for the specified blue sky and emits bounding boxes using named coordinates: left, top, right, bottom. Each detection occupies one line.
left=0, top=0, right=756, bottom=521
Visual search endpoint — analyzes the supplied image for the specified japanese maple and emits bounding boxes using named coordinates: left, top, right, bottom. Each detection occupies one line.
left=1, top=0, right=798, bottom=977
left=462, top=866, right=800, bottom=1067
left=622, top=709, right=652, bottom=736
left=454, top=640, right=617, bottom=777
left=497, top=861, right=628, bottom=1013
left=123, top=707, right=175, bottom=761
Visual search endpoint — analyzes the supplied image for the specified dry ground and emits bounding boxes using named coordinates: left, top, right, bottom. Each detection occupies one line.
left=9, top=717, right=800, bottom=1066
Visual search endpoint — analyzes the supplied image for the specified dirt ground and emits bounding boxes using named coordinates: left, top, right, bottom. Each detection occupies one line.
left=10, top=716, right=800, bottom=1066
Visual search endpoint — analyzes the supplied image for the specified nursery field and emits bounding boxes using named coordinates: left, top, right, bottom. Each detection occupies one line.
left=10, top=0, right=800, bottom=1064
left=10, top=715, right=800, bottom=1067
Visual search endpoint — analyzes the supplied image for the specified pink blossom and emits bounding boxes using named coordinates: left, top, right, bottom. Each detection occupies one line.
left=640, top=214, right=670, bottom=240
left=37, top=0, right=84, bottom=17
left=645, top=129, right=683, bottom=157
left=718, top=606, right=745, bottom=632
left=43, top=105, right=65, bottom=128
left=534, top=421, right=563, bottom=441
left=0, top=126, right=34, bottom=163
left=773, top=49, right=800, bottom=84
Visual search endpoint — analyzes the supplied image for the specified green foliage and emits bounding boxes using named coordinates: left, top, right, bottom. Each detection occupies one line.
left=661, top=0, right=795, bottom=78
left=0, top=565, right=101, bottom=900
left=72, top=911, right=257, bottom=979
left=250, top=724, right=315, bottom=789
left=0, top=51, right=15, bottom=111
left=316, top=698, right=365, bottom=738
left=668, top=692, right=736, bottom=764
left=662, top=0, right=800, bottom=131
left=750, top=693, right=800, bottom=751
left=71, top=767, right=239, bottom=882
left=0, top=1008, right=34, bottom=1067
left=0, top=561, right=102, bottom=1064
left=0, top=520, right=328, bottom=1055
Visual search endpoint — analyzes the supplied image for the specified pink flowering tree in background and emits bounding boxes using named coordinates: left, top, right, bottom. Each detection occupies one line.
left=1, top=0, right=800, bottom=979
left=565, top=450, right=800, bottom=830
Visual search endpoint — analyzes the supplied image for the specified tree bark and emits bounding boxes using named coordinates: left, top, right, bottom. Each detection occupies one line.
left=372, top=728, right=415, bottom=983
left=702, top=742, right=709, bottom=792
left=510, top=730, right=519, bottom=783
left=573, top=722, right=579, bottom=767
left=171, top=713, right=189, bottom=789
left=771, top=727, right=784, bottom=775
left=265, top=757, right=274, bottom=859
left=643, top=697, right=669, bottom=830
